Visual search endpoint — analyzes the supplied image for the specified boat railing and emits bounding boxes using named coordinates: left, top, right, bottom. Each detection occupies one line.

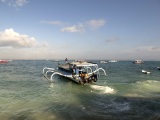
left=85, top=66, right=93, bottom=73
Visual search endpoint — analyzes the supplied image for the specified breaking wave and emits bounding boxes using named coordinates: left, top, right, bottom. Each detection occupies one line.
left=136, top=80, right=160, bottom=84
left=124, top=80, right=160, bottom=98
left=90, top=85, right=116, bottom=94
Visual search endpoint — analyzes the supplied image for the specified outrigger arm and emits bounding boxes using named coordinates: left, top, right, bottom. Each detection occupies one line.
left=88, top=67, right=106, bottom=76
left=43, top=67, right=56, bottom=81
left=43, top=67, right=72, bottom=82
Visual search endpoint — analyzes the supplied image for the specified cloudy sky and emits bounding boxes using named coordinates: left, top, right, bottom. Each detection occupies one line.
left=0, top=0, right=160, bottom=60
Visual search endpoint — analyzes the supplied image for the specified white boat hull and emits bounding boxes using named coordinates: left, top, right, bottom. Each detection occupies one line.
left=142, top=70, right=151, bottom=74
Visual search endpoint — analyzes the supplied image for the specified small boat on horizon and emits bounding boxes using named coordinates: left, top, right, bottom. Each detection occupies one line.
left=43, top=60, right=106, bottom=84
left=142, top=70, right=151, bottom=74
left=133, top=60, right=143, bottom=64
left=100, top=60, right=107, bottom=63
left=0, top=60, right=8, bottom=64
left=109, top=60, right=117, bottom=63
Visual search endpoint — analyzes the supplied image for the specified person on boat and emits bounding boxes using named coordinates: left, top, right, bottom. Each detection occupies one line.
left=75, top=67, right=79, bottom=75
left=79, top=67, right=83, bottom=75
left=84, top=72, right=90, bottom=83
left=79, top=71, right=87, bottom=83
left=65, top=58, right=68, bottom=63
left=91, top=73, right=97, bottom=82
left=72, top=64, right=76, bottom=75
left=72, top=65, right=80, bottom=79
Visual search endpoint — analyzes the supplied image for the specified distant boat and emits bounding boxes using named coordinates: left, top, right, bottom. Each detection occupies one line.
left=109, top=60, right=117, bottom=63
left=0, top=60, right=8, bottom=64
left=157, top=67, right=160, bottom=70
left=100, top=61, right=107, bottom=63
left=142, top=70, right=151, bottom=74
left=133, top=60, right=143, bottom=64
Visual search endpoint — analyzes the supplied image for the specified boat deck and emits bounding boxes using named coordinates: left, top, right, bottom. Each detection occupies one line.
left=58, top=63, right=71, bottom=71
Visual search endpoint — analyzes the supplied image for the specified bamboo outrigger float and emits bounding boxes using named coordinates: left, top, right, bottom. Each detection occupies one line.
left=43, top=60, right=106, bottom=84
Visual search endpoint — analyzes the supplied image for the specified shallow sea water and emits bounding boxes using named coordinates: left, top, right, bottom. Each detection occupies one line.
left=0, top=60, right=160, bottom=120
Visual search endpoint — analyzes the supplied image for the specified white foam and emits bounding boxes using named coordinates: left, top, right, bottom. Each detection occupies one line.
left=114, top=102, right=130, bottom=112
left=126, top=80, right=160, bottom=98
left=90, top=85, right=116, bottom=94
left=136, top=80, right=160, bottom=84
left=147, top=80, right=159, bottom=83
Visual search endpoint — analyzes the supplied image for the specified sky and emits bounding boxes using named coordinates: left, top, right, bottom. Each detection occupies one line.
left=0, top=0, right=160, bottom=60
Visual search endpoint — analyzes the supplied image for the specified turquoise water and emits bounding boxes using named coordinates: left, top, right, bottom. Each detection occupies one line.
left=0, top=60, right=160, bottom=120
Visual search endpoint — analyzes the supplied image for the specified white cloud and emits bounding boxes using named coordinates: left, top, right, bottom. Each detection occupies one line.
left=61, top=24, right=85, bottom=33
left=0, top=46, right=12, bottom=50
left=14, top=0, right=28, bottom=7
left=122, top=46, right=160, bottom=60
left=61, top=19, right=106, bottom=33
left=134, top=46, right=160, bottom=52
left=0, top=28, right=40, bottom=48
left=0, top=28, right=50, bottom=59
left=106, top=36, right=119, bottom=43
left=40, top=20, right=65, bottom=26
left=1, top=0, right=28, bottom=7
left=87, top=19, right=106, bottom=29
left=40, top=19, right=106, bottom=33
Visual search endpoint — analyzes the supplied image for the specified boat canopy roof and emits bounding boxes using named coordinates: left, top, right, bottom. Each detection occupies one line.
left=70, top=61, right=97, bottom=67
left=135, top=60, right=142, bottom=61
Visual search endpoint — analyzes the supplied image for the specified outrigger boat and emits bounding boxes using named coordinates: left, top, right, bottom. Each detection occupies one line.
left=43, top=60, right=106, bottom=84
